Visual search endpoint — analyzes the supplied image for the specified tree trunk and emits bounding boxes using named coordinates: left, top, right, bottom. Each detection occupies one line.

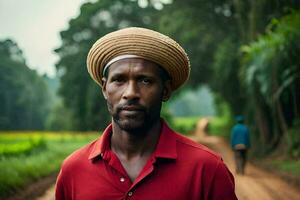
left=253, top=83, right=272, bottom=148
left=276, top=100, right=288, bottom=136
left=291, top=84, right=299, bottom=118
left=255, top=105, right=270, bottom=145
left=233, top=0, right=247, bottom=43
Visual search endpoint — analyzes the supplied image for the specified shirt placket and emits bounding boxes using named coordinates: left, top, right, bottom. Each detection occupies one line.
left=103, top=151, right=132, bottom=194
left=124, top=156, right=156, bottom=199
left=105, top=151, right=157, bottom=199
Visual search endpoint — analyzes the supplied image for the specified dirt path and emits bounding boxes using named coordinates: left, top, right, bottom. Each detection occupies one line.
left=35, top=184, right=55, bottom=200
left=193, top=119, right=300, bottom=200
left=36, top=120, right=300, bottom=200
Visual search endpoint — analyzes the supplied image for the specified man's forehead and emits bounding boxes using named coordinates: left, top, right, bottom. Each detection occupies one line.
left=108, top=58, right=161, bottom=75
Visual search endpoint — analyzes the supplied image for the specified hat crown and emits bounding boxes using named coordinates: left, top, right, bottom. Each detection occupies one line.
left=87, top=27, right=190, bottom=90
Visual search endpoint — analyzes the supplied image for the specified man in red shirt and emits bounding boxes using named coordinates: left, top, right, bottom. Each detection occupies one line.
left=55, top=27, right=237, bottom=200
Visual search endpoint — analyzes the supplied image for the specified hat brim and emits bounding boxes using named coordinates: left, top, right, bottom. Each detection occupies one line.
left=87, top=27, right=190, bottom=90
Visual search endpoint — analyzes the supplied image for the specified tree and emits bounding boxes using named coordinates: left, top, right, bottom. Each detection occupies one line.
left=241, top=10, right=300, bottom=151
left=0, top=39, right=50, bottom=130
left=158, top=0, right=238, bottom=86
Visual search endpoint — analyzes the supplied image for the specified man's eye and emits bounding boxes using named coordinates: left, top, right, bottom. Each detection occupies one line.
left=115, top=79, right=123, bottom=82
left=112, top=77, right=125, bottom=83
left=141, top=78, right=152, bottom=84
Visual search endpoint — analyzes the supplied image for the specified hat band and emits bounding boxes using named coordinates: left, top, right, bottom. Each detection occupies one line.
left=102, top=54, right=145, bottom=76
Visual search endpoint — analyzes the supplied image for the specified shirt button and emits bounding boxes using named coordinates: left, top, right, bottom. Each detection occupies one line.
left=128, top=191, right=133, bottom=197
left=120, top=177, right=125, bottom=182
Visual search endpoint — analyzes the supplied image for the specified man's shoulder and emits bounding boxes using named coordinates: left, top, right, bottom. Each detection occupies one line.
left=61, top=138, right=99, bottom=170
left=172, top=131, right=221, bottom=162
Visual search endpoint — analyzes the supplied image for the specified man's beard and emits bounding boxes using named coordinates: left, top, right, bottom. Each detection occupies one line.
left=108, top=100, right=162, bottom=135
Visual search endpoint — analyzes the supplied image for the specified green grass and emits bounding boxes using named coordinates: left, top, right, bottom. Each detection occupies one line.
left=270, top=159, right=300, bottom=176
left=171, top=116, right=233, bottom=137
left=173, top=116, right=200, bottom=135
left=208, top=116, right=232, bottom=137
left=0, top=137, right=46, bottom=156
left=287, top=119, right=300, bottom=158
left=0, top=132, right=99, bottom=198
left=207, top=99, right=233, bottom=137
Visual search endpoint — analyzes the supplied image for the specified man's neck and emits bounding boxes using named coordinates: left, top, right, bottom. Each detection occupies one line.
left=110, top=120, right=162, bottom=160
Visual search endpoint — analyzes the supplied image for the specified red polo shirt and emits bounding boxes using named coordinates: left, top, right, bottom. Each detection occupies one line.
left=55, top=121, right=237, bottom=200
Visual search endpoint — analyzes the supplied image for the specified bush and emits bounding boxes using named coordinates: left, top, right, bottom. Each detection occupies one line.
left=0, top=137, right=46, bottom=157
left=0, top=132, right=98, bottom=198
left=173, top=117, right=199, bottom=135
left=208, top=98, right=233, bottom=137
left=288, top=118, right=300, bottom=158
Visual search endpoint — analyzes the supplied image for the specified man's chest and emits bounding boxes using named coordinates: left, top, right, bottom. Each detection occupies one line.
left=68, top=162, right=203, bottom=200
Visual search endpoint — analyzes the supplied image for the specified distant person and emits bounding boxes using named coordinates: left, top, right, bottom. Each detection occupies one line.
left=231, top=115, right=250, bottom=175
left=55, top=27, right=237, bottom=200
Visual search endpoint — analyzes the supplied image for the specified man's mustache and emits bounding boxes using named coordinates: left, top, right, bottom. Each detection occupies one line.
left=117, top=101, right=146, bottom=112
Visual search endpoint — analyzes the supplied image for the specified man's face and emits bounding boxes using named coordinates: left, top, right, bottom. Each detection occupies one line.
left=102, top=58, right=171, bottom=133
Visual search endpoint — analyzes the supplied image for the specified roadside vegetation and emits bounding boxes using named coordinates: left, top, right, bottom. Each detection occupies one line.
left=270, top=159, right=300, bottom=176
left=0, top=132, right=99, bottom=198
left=173, top=116, right=199, bottom=135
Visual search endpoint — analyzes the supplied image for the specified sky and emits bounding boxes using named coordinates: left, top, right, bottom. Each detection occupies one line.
left=0, top=0, right=89, bottom=77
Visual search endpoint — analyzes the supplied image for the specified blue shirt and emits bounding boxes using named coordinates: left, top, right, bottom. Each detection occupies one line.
left=230, top=123, right=250, bottom=149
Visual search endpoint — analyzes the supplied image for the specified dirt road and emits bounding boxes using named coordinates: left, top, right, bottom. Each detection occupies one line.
left=36, top=120, right=300, bottom=200
left=193, top=119, right=300, bottom=200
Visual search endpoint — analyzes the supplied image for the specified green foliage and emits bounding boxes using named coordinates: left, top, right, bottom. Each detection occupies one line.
left=161, top=103, right=174, bottom=126
left=0, top=39, right=51, bottom=130
left=158, top=0, right=237, bottom=86
left=172, top=116, right=199, bottom=135
left=0, top=132, right=99, bottom=198
left=46, top=101, right=73, bottom=131
left=211, top=38, right=245, bottom=115
left=0, top=137, right=46, bottom=157
left=240, top=10, right=300, bottom=150
left=270, top=159, right=300, bottom=176
left=287, top=119, right=300, bottom=158
left=241, top=10, right=300, bottom=106
left=208, top=97, right=233, bottom=137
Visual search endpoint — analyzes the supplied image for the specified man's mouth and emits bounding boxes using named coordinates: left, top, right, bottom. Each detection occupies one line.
left=118, top=105, right=146, bottom=117
left=121, top=105, right=144, bottom=111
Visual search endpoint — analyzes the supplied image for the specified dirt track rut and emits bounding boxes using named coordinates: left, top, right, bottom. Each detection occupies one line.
left=193, top=120, right=300, bottom=200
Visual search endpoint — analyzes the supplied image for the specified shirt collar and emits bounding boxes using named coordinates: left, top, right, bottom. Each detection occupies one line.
left=88, top=124, right=112, bottom=160
left=152, top=121, right=177, bottom=159
left=88, top=120, right=178, bottom=160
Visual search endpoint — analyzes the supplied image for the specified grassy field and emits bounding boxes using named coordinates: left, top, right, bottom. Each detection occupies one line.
left=270, top=159, right=300, bottom=176
left=173, top=116, right=200, bottom=135
left=208, top=116, right=233, bottom=138
left=0, top=120, right=200, bottom=198
left=0, top=132, right=99, bottom=198
left=172, top=115, right=232, bottom=137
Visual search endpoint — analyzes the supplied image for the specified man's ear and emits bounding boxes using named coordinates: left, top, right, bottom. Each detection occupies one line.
left=162, top=80, right=172, bottom=102
left=101, top=77, right=107, bottom=100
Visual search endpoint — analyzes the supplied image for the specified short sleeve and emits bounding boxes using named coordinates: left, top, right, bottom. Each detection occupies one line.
left=208, top=160, right=238, bottom=200
left=55, top=167, right=68, bottom=200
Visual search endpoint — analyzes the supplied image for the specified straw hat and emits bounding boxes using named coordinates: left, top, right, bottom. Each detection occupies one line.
left=87, top=27, right=190, bottom=90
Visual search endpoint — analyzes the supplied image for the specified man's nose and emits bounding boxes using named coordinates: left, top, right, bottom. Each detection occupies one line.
left=122, top=81, right=140, bottom=100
